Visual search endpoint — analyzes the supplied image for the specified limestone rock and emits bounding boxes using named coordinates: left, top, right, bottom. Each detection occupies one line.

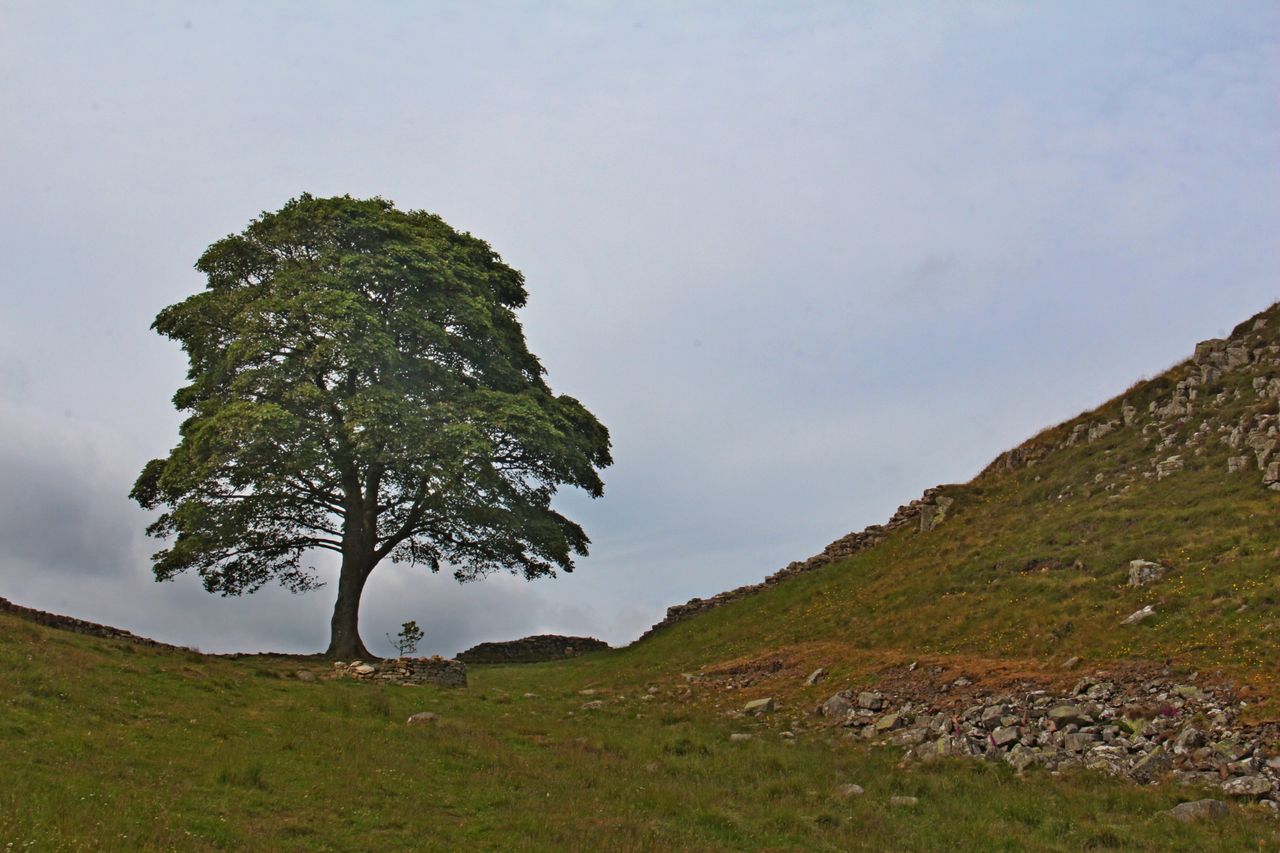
left=1047, top=704, right=1093, bottom=727
left=821, top=691, right=855, bottom=718
left=991, top=726, right=1020, bottom=748
left=874, top=713, right=903, bottom=732
left=1062, top=732, right=1098, bottom=753
left=1156, top=456, right=1184, bottom=479
left=729, top=733, right=752, bottom=743
left=1127, top=560, right=1167, bottom=587
left=857, top=691, right=884, bottom=711
left=1122, top=605, right=1156, bottom=625
left=1130, top=746, right=1171, bottom=783
left=406, top=711, right=438, bottom=726
left=1166, top=799, right=1229, bottom=822
left=295, top=670, right=317, bottom=682
left=804, top=668, right=826, bottom=687
left=744, top=697, right=775, bottom=715
left=1221, top=775, right=1273, bottom=798
left=835, top=783, right=865, bottom=799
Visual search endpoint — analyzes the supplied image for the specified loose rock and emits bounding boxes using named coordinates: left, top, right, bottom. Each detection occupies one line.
left=1122, top=605, right=1156, bottom=625
left=1166, top=799, right=1229, bottom=822
left=1127, top=560, right=1167, bottom=587
left=1221, top=775, right=1273, bottom=798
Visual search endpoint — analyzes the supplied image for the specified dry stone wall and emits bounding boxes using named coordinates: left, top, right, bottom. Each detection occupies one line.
left=637, top=485, right=958, bottom=642
left=334, top=657, right=467, bottom=687
left=0, top=596, right=186, bottom=651
left=457, top=634, right=609, bottom=663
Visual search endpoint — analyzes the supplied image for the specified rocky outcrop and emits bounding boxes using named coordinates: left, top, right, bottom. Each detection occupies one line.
left=334, top=657, right=467, bottom=687
left=637, top=486, right=959, bottom=641
left=0, top=595, right=186, bottom=651
left=456, top=634, right=609, bottom=663
left=818, top=671, right=1280, bottom=810
left=1127, top=560, right=1168, bottom=587
left=983, top=302, right=1280, bottom=492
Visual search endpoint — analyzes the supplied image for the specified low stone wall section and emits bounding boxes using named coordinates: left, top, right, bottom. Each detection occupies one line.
left=334, top=657, right=467, bottom=687
left=457, top=634, right=610, bottom=664
left=636, top=485, right=955, bottom=643
left=0, top=595, right=185, bottom=651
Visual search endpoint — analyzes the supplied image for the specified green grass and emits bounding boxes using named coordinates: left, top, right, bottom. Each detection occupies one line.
left=4, top=305, right=1277, bottom=848
left=1, top=616, right=1278, bottom=850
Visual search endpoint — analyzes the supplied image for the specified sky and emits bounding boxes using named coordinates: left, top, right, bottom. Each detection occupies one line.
left=1, top=2, right=1277, bottom=657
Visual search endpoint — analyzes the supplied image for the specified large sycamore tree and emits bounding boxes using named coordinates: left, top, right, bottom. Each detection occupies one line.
left=132, top=195, right=611, bottom=659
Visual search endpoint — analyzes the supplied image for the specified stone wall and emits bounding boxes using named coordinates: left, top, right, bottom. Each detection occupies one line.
left=334, top=657, right=467, bottom=687
left=636, top=485, right=957, bottom=642
left=457, top=634, right=610, bottom=664
left=0, top=595, right=186, bottom=651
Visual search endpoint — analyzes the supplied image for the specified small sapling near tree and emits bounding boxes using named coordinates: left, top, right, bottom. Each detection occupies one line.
left=387, top=620, right=425, bottom=658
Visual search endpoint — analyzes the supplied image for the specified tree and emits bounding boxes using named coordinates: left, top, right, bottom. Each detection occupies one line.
left=131, top=194, right=612, bottom=659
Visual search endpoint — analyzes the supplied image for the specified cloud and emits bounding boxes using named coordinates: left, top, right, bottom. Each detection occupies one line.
left=0, top=403, right=140, bottom=577
left=0, top=2, right=1277, bottom=656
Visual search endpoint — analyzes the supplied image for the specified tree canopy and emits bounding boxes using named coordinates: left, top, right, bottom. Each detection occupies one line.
left=131, top=194, right=612, bottom=658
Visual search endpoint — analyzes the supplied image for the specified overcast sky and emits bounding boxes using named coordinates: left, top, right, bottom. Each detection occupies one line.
left=1, top=2, right=1277, bottom=656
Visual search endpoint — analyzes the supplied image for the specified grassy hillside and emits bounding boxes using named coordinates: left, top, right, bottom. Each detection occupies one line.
left=3, top=613, right=1278, bottom=851
left=4, top=303, right=1278, bottom=850
left=625, top=302, right=1280, bottom=698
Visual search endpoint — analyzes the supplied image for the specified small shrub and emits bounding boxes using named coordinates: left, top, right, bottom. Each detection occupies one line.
left=387, top=621, right=424, bottom=657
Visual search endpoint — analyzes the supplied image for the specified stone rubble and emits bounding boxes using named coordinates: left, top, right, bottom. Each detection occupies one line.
left=816, top=673, right=1280, bottom=808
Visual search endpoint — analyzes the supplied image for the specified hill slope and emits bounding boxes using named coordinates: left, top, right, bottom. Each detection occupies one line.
left=5, top=611, right=1280, bottom=850
left=3, top=302, right=1279, bottom=849
left=628, top=301, right=1280, bottom=687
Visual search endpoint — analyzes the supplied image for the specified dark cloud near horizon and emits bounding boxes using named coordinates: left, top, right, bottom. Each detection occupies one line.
left=0, top=408, right=137, bottom=577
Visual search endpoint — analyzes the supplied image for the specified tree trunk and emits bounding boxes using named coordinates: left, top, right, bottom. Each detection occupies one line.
left=326, top=550, right=374, bottom=659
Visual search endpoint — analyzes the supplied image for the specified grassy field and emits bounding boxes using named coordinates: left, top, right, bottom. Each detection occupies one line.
left=5, top=307, right=1276, bottom=849
left=2, top=614, right=1279, bottom=851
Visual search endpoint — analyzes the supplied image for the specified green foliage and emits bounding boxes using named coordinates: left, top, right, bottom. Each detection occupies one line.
left=387, top=620, right=424, bottom=657
left=130, top=195, right=611, bottom=649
